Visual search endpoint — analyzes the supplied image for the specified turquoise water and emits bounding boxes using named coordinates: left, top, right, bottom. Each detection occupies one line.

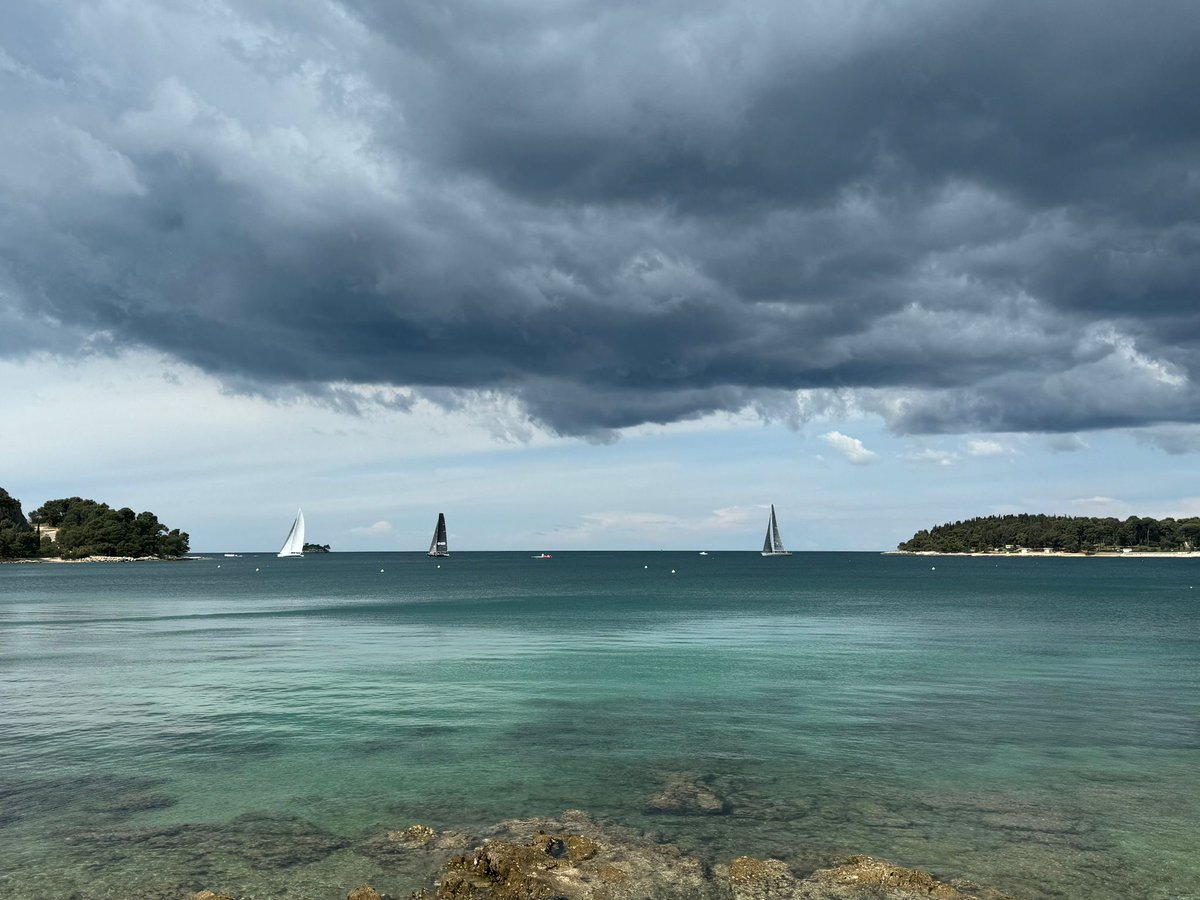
left=1, top=552, right=1197, bottom=898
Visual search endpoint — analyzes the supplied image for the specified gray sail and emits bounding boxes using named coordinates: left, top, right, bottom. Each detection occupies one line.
left=427, top=513, right=449, bottom=557
left=761, top=504, right=792, bottom=556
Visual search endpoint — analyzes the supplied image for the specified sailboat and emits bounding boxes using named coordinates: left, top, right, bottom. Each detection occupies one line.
left=761, top=504, right=792, bottom=557
left=277, top=508, right=305, bottom=559
left=427, top=512, right=449, bottom=557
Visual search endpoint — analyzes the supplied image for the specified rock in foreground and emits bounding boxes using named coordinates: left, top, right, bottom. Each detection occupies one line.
left=393, top=810, right=1015, bottom=900
left=433, top=828, right=707, bottom=899
left=723, top=853, right=1015, bottom=899
left=193, top=810, right=1015, bottom=900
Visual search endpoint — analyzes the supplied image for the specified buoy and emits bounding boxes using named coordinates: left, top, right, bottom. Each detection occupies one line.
left=671, top=569, right=676, bottom=574
left=216, top=565, right=221, bottom=568
left=437, top=564, right=441, bottom=569
left=255, top=567, right=260, bottom=572
left=931, top=566, right=936, bottom=570
left=644, top=564, right=648, bottom=569
left=380, top=569, right=385, bottom=573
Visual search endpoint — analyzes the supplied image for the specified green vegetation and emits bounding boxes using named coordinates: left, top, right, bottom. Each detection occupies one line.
left=0, top=488, right=41, bottom=559
left=0, top=489, right=190, bottom=560
left=302, top=543, right=331, bottom=553
left=900, top=514, right=1200, bottom=554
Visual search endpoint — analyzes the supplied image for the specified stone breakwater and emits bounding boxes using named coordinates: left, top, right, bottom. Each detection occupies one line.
left=189, top=810, right=1015, bottom=900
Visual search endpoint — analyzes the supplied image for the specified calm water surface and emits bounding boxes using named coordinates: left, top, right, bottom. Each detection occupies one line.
left=1, top=552, right=1197, bottom=898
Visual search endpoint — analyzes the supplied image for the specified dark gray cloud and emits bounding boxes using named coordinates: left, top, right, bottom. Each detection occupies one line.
left=1, top=0, right=1198, bottom=437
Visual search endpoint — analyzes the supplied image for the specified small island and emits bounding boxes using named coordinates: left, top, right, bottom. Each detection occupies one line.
left=0, top=487, right=190, bottom=561
left=303, top=543, right=331, bottom=553
left=897, top=513, right=1200, bottom=556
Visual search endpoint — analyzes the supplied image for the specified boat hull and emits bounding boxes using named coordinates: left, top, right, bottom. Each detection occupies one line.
left=760, top=551, right=792, bottom=557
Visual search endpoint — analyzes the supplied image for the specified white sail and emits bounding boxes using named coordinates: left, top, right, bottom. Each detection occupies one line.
left=761, top=504, right=792, bottom=556
left=277, top=508, right=305, bottom=558
left=427, top=512, right=449, bottom=557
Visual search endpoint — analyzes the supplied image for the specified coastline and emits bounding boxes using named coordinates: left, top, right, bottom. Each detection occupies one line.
left=0, top=555, right=206, bottom=564
left=885, top=550, right=1200, bottom=558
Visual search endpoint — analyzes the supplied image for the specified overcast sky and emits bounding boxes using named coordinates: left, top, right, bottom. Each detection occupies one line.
left=2, top=0, right=1198, bottom=550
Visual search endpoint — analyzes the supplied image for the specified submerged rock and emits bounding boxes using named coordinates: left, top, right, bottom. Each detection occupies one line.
left=82, top=789, right=177, bottom=816
left=75, top=811, right=349, bottom=869
left=347, top=885, right=385, bottom=900
left=646, top=774, right=729, bottom=816
left=394, top=825, right=437, bottom=847
left=360, top=823, right=471, bottom=864
left=0, top=773, right=176, bottom=827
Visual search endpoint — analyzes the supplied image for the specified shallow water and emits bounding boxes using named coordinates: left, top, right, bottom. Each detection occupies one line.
left=1, top=552, right=1197, bottom=898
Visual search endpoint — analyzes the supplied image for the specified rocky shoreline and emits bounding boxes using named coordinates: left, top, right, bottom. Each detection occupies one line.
left=184, top=809, right=1014, bottom=900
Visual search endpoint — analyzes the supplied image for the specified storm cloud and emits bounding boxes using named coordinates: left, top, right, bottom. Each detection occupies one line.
left=1, top=0, right=1198, bottom=437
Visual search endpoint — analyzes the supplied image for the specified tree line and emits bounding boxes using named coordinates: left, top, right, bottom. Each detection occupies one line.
left=899, top=513, right=1200, bottom=553
left=0, top=488, right=189, bottom=559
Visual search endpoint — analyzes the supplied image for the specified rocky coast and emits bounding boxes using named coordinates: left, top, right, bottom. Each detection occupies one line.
left=176, top=809, right=1013, bottom=900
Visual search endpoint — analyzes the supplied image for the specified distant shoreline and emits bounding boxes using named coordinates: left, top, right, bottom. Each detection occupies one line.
left=886, top=550, right=1200, bottom=558
left=0, top=555, right=207, bottom=564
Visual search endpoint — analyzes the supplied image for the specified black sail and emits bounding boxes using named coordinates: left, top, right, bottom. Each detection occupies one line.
left=428, top=513, right=449, bottom=556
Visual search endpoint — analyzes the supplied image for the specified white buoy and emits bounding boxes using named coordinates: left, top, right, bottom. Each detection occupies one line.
left=931, top=566, right=936, bottom=570
left=644, top=565, right=648, bottom=569
left=380, top=569, right=384, bottom=573
left=671, top=569, right=676, bottom=574
left=255, top=567, right=260, bottom=572
left=437, top=564, right=441, bottom=569
left=216, top=565, right=221, bottom=568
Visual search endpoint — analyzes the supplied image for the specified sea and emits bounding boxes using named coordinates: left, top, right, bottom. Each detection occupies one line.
left=1, top=552, right=1197, bottom=899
